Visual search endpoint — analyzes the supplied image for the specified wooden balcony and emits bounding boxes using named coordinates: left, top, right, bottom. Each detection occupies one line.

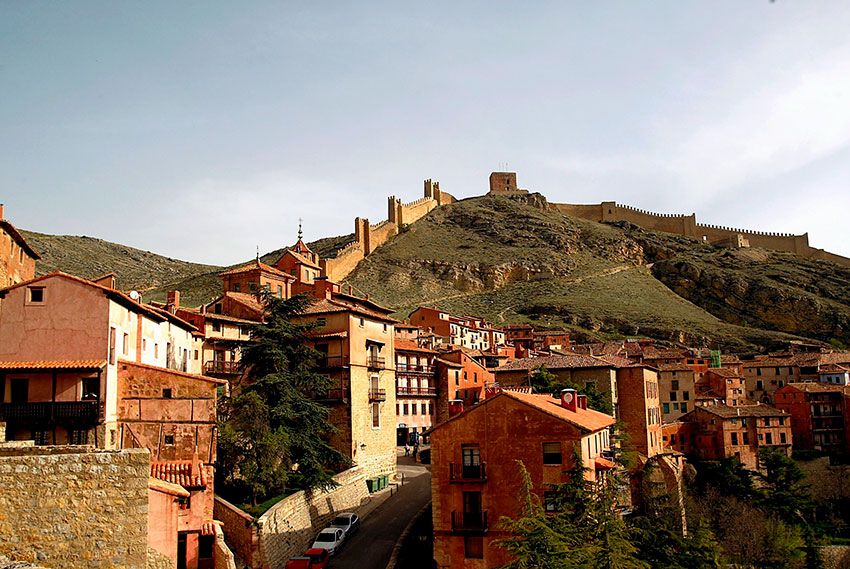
left=368, top=388, right=387, bottom=402
left=0, top=401, right=100, bottom=425
left=396, top=386, right=437, bottom=397
left=451, top=510, right=488, bottom=534
left=449, top=462, right=487, bottom=483
left=204, top=361, right=241, bottom=376
left=367, top=357, right=386, bottom=370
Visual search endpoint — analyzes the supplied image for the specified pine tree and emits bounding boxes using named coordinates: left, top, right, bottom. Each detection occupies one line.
left=216, top=293, right=346, bottom=505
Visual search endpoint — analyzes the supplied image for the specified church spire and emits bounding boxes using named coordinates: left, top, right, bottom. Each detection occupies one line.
left=298, top=218, right=303, bottom=241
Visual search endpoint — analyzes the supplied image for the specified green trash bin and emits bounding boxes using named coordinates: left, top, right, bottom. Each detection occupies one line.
left=366, top=478, right=375, bottom=493
left=378, top=476, right=386, bottom=490
left=383, top=474, right=390, bottom=488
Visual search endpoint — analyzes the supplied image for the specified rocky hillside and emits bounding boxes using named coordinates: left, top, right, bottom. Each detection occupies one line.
left=21, top=195, right=850, bottom=352
left=20, top=230, right=350, bottom=308
left=343, top=195, right=850, bottom=352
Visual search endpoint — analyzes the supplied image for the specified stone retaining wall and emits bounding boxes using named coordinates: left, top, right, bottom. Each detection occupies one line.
left=216, top=466, right=370, bottom=569
left=0, top=446, right=150, bottom=568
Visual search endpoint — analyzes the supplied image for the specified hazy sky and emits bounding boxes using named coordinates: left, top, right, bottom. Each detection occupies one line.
left=3, top=1, right=850, bottom=265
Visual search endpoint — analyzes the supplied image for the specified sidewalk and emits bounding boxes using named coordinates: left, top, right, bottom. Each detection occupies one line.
left=354, top=455, right=429, bottom=521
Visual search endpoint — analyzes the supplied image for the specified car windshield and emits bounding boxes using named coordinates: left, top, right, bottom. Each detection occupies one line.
left=316, top=533, right=335, bottom=542
left=332, top=516, right=349, bottom=525
left=308, top=553, right=324, bottom=562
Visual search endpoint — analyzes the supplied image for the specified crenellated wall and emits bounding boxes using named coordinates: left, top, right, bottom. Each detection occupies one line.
left=321, top=179, right=457, bottom=281
left=551, top=199, right=850, bottom=267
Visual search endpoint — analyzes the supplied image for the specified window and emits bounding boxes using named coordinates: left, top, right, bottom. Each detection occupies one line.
left=543, top=442, right=562, bottom=465
left=765, top=433, right=773, bottom=445
left=680, top=403, right=688, bottom=413
left=683, top=391, right=690, bottom=401
left=421, top=403, right=427, bottom=415
left=663, top=403, right=670, bottom=414
left=757, top=368, right=762, bottom=376
left=123, top=333, right=129, bottom=356
left=164, top=435, right=175, bottom=445
left=212, top=322, right=221, bottom=332
left=82, top=377, right=99, bottom=400
left=277, top=285, right=283, bottom=298
left=234, top=283, right=241, bottom=292
left=743, top=431, right=749, bottom=445
left=673, top=403, right=679, bottom=410
left=214, top=303, right=223, bottom=314
left=763, top=418, right=770, bottom=427
left=464, top=536, right=484, bottom=559
left=402, top=403, right=408, bottom=415
left=28, top=287, right=45, bottom=303
left=383, top=323, right=388, bottom=333
left=780, top=432, right=787, bottom=444
left=731, top=432, right=738, bottom=446
left=194, top=350, right=199, bottom=360
left=778, top=417, right=785, bottom=426
left=162, top=388, right=173, bottom=399
left=455, top=371, right=459, bottom=385
left=109, top=327, right=117, bottom=365
left=670, top=391, right=678, bottom=402
left=775, top=367, right=780, bottom=375
left=199, top=535, right=214, bottom=560
left=371, top=402, right=380, bottom=428
left=411, top=404, right=418, bottom=415
left=671, top=380, right=679, bottom=391
left=359, top=318, right=365, bottom=328
left=69, top=429, right=88, bottom=445
left=429, top=403, right=434, bottom=415
left=756, top=380, right=764, bottom=390
left=474, top=372, right=478, bottom=383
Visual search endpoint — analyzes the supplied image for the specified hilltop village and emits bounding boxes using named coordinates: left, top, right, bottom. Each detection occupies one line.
left=1, top=175, right=850, bottom=569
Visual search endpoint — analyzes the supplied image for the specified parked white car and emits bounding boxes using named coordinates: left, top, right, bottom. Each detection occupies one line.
left=311, top=527, right=345, bottom=555
left=330, top=512, right=360, bottom=539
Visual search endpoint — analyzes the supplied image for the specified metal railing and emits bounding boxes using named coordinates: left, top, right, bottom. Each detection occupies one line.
left=449, top=462, right=487, bottom=482
left=0, top=401, right=100, bottom=424
left=451, top=510, right=488, bottom=533
left=367, top=357, right=386, bottom=370
left=396, top=386, right=437, bottom=397
left=368, top=389, right=387, bottom=402
left=312, top=380, right=350, bottom=403
left=204, top=361, right=241, bottom=375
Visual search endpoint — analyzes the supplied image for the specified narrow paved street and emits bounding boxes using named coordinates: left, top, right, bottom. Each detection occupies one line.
left=330, top=459, right=431, bottom=569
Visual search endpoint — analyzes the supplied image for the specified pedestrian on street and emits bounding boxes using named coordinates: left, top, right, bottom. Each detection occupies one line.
left=413, top=443, right=419, bottom=460
left=404, top=444, right=410, bottom=456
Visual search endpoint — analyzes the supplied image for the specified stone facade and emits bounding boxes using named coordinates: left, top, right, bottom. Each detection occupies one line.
left=0, top=205, right=39, bottom=289
left=216, top=466, right=370, bottom=569
left=0, top=446, right=150, bottom=568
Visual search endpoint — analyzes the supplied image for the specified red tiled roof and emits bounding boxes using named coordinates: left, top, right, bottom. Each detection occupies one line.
left=0, top=359, right=107, bottom=370
left=705, top=368, right=743, bottom=378
left=394, top=338, right=436, bottom=354
left=302, top=295, right=397, bottom=323
left=148, top=477, right=190, bottom=498
left=222, top=291, right=265, bottom=314
left=595, top=457, right=616, bottom=470
left=495, top=353, right=629, bottom=372
left=0, top=219, right=40, bottom=260
left=658, top=363, right=693, bottom=372
left=783, top=382, right=850, bottom=395
left=685, top=403, right=788, bottom=419
left=501, top=390, right=615, bottom=433
left=150, top=460, right=206, bottom=488
left=219, top=259, right=295, bottom=280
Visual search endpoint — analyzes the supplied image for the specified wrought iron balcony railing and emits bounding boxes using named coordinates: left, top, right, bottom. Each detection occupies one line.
left=451, top=510, right=488, bottom=533
left=449, top=462, right=487, bottom=482
left=396, top=386, right=437, bottom=397
left=368, top=389, right=387, bottom=402
left=204, top=361, right=241, bottom=375
left=0, top=401, right=100, bottom=425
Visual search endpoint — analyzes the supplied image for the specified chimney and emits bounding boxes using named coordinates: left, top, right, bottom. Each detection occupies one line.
left=0, top=204, right=4, bottom=221
left=448, top=399, right=464, bottom=417
left=560, top=389, right=578, bottom=412
left=348, top=284, right=353, bottom=295
left=166, top=290, right=180, bottom=312
left=577, top=394, right=588, bottom=410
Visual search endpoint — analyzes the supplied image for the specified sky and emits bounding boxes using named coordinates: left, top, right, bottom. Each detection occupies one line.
left=2, top=1, right=850, bottom=265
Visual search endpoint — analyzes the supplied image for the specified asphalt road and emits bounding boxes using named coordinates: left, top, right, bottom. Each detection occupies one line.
left=330, top=460, right=431, bottom=569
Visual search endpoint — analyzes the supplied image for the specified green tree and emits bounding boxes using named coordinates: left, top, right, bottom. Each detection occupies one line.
left=530, top=366, right=613, bottom=414
left=755, top=447, right=813, bottom=524
left=216, top=294, right=346, bottom=504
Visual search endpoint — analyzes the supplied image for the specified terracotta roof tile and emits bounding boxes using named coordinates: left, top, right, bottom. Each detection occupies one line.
left=148, top=477, right=190, bottom=498
left=686, top=404, right=788, bottom=419
left=150, top=460, right=206, bottom=488
left=501, top=390, right=616, bottom=433
left=394, top=338, right=437, bottom=353
left=0, top=359, right=107, bottom=370
left=495, top=354, right=629, bottom=372
left=783, top=382, right=850, bottom=394
left=218, top=260, right=295, bottom=280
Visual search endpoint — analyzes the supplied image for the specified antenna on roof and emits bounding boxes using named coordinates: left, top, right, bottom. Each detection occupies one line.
left=256, top=245, right=259, bottom=261
left=298, top=218, right=303, bottom=241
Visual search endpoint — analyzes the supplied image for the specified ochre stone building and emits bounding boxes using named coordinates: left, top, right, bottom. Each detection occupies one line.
left=430, top=389, right=615, bottom=568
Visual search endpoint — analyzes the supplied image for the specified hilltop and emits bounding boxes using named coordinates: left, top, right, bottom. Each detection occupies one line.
left=343, top=195, right=850, bottom=352
left=20, top=195, right=850, bottom=352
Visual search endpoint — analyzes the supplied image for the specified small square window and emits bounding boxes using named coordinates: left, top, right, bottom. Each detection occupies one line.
left=163, top=388, right=173, bottom=399
left=28, top=287, right=45, bottom=303
left=164, top=435, right=175, bottom=445
left=543, top=442, right=562, bottom=465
